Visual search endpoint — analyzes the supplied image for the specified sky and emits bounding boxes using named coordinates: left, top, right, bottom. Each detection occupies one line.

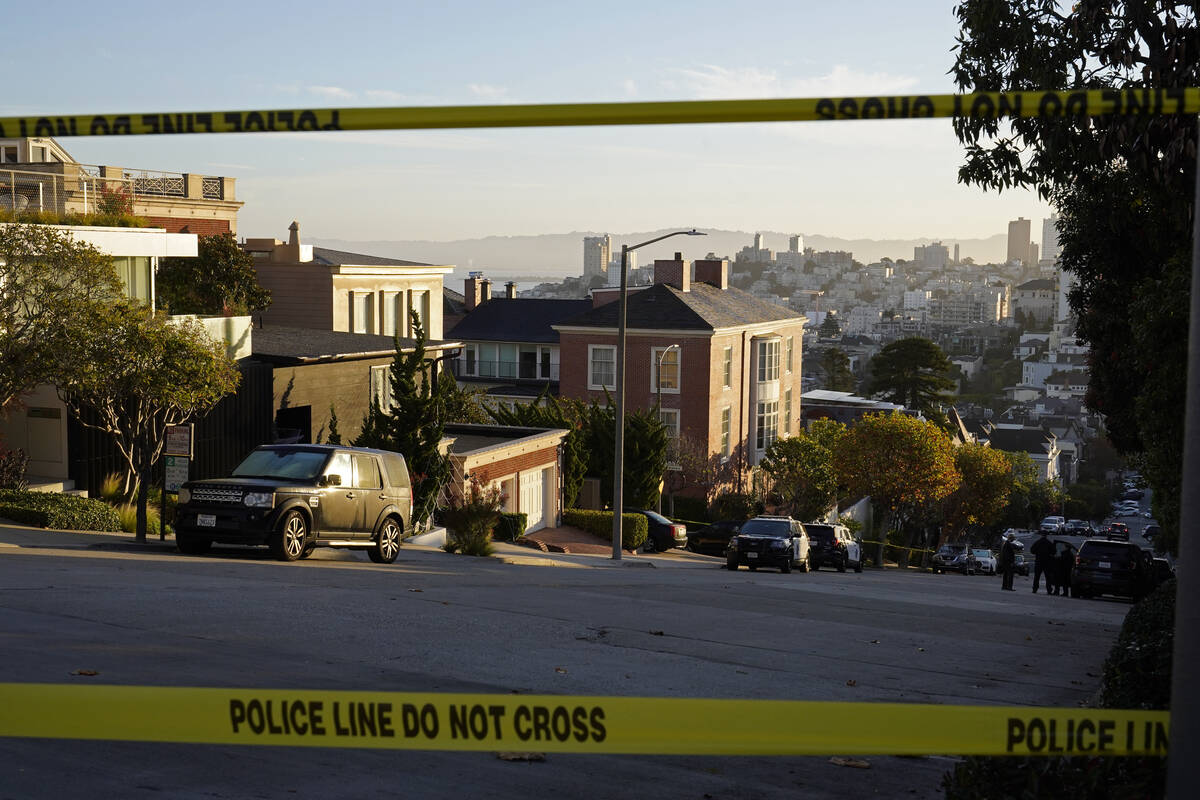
left=4, top=0, right=1054, bottom=247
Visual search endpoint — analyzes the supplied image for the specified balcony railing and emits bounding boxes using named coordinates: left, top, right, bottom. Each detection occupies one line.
left=0, top=162, right=229, bottom=215
left=450, top=358, right=559, bottom=382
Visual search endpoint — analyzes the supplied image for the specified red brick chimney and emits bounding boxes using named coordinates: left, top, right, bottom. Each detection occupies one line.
left=505, top=281, right=517, bottom=299
left=654, top=252, right=690, bottom=292
left=694, top=258, right=729, bottom=290
left=480, top=279, right=492, bottom=303
left=464, top=273, right=484, bottom=311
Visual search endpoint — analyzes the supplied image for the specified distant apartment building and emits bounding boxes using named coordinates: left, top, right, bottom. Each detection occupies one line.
left=913, top=241, right=949, bottom=269
left=0, top=136, right=242, bottom=235
left=808, top=249, right=854, bottom=269
left=789, top=233, right=804, bottom=252
left=736, top=232, right=773, bottom=263
left=1041, top=213, right=1062, bottom=265
left=1007, top=217, right=1032, bottom=264
left=904, top=289, right=931, bottom=310
left=583, top=234, right=611, bottom=280
left=843, top=306, right=882, bottom=336
left=1012, top=278, right=1057, bottom=326
left=606, top=248, right=637, bottom=285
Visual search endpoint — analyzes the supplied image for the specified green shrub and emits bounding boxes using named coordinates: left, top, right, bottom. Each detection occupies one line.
left=709, top=492, right=759, bottom=522
left=942, top=580, right=1174, bottom=799
left=114, top=503, right=161, bottom=538
left=669, top=495, right=710, bottom=522
left=562, top=509, right=647, bottom=550
left=0, top=448, right=29, bottom=490
left=441, top=477, right=502, bottom=557
left=0, top=489, right=122, bottom=532
left=493, top=512, right=528, bottom=542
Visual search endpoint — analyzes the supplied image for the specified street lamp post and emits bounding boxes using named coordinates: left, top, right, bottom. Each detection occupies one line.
left=612, top=230, right=705, bottom=560
left=654, top=343, right=680, bottom=516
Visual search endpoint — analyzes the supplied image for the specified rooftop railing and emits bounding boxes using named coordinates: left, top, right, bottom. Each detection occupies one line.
left=0, top=162, right=229, bottom=215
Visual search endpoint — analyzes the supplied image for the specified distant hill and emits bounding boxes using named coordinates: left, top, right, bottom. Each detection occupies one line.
left=309, top=229, right=1010, bottom=283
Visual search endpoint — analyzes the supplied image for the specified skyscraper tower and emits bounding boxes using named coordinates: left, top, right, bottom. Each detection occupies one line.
left=1007, top=217, right=1032, bottom=264
left=1041, top=213, right=1062, bottom=263
left=583, top=234, right=611, bottom=279
left=789, top=234, right=803, bottom=253
left=754, top=232, right=766, bottom=250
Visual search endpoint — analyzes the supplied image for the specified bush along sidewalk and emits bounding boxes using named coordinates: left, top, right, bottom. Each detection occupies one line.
left=942, top=579, right=1174, bottom=799
left=562, top=509, right=648, bottom=551
left=0, top=489, right=123, bottom=532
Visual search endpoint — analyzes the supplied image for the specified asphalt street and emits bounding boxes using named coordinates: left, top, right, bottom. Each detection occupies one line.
left=0, top=533, right=1132, bottom=799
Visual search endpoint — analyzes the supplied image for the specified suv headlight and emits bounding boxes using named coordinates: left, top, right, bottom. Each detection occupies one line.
left=770, top=539, right=788, bottom=549
left=243, top=492, right=274, bottom=508
left=178, top=488, right=190, bottom=504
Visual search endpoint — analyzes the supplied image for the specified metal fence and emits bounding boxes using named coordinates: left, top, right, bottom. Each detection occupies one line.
left=0, top=163, right=224, bottom=216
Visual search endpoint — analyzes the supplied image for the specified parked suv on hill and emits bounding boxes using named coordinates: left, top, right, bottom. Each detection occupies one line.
left=804, top=523, right=863, bottom=572
left=175, top=444, right=412, bottom=563
left=725, top=516, right=811, bottom=573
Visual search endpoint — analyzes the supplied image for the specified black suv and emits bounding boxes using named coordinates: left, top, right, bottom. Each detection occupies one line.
left=804, top=523, right=863, bottom=572
left=175, top=445, right=412, bottom=563
left=1073, top=540, right=1152, bottom=600
left=725, top=516, right=811, bottom=573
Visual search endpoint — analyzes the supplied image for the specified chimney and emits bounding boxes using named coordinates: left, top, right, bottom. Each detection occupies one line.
left=274, top=220, right=303, bottom=262
left=505, top=281, right=517, bottom=299
left=464, top=272, right=483, bottom=311
left=694, top=258, right=729, bottom=290
left=654, top=252, right=690, bottom=292
left=480, top=279, right=492, bottom=303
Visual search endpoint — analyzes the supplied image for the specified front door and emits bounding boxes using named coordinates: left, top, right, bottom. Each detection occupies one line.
left=318, top=452, right=357, bottom=534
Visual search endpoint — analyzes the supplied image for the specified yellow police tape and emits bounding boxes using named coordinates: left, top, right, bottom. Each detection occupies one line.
left=0, top=683, right=1169, bottom=756
left=1, top=88, right=1198, bottom=138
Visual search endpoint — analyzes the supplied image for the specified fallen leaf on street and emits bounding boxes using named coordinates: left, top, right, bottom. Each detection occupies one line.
left=71, top=669, right=99, bottom=677
left=845, top=679, right=857, bottom=687
left=829, top=757, right=870, bottom=769
left=555, top=667, right=568, bottom=674
left=496, top=752, right=545, bottom=762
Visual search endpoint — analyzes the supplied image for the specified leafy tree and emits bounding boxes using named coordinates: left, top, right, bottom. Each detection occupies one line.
left=941, top=442, right=1013, bottom=541
left=488, top=392, right=588, bottom=508
left=998, top=451, right=1066, bottom=529
left=0, top=224, right=122, bottom=416
left=760, top=431, right=838, bottom=521
left=865, top=337, right=956, bottom=427
left=834, top=412, right=961, bottom=562
left=951, top=0, right=1197, bottom=553
left=59, top=302, right=240, bottom=541
left=157, top=232, right=271, bottom=315
left=581, top=399, right=669, bottom=511
left=820, top=348, right=856, bottom=392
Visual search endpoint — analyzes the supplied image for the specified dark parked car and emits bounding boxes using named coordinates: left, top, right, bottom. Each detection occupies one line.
left=1013, top=553, right=1030, bottom=577
left=804, top=523, right=863, bottom=572
left=725, top=516, right=811, bottom=573
left=1143, top=524, right=1161, bottom=541
left=932, top=544, right=966, bottom=574
left=175, top=444, right=412, bottom=563
left=686, top=520, right=741, bottom=556
left=1073, top=540, right=1152, bottom=600
left=1104, top=522, right=1131, bottom=541
left=627, top=509, right=687, bottom=552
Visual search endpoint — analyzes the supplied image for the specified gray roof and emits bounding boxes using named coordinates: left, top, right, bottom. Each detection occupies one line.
left=311, top=247, right=435, bottom=268
left=1016, top=279, right=1055, bottom=291
left=448, top=298, right=593, bottom=343
left=985, top=426, right=1055, bottom=454
left=250, top=325, right=458, bottom=364
left=556, top=283, right=803, bottom=331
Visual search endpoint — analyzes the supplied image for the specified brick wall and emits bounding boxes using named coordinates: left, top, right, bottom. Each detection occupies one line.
left=470, top=445, right=559, bottom=485
left=146, top=216, right=231, bottom=236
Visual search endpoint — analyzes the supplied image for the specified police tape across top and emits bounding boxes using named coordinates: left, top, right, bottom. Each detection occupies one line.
left=1, top=88, right=1197, bottom=139
left=0, top=683, right=1169, bottom=757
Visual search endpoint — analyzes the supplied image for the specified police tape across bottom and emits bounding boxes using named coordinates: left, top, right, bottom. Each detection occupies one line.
left=0, top=683, right=1168, bottom=757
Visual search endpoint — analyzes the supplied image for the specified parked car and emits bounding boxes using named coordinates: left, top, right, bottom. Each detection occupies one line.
left=686, top=520, right=741, bottom=556
left=1013, top=553, right=1030, bottom=577
left=1039, top=515, right=1066, bottom=534
left=1104, top=522, right=1131, bottom=541
left=1064, top=519, right=1091, bottom=535
left=1073, top=540, right=1152, bottom=600
left=932, top=544, right=967, bottom=574
left=175, top=444, right=412, bottom=563
left=627, top=509, right=688, bottom=552
left=1143, top=524, right=1161, bottom=541
left=725, top=516, right=811, bottom=573
left=804, top=522, right=863, bottom=572
left=1122, top=488, right=1144, bottom=501
left=972, top=548, right=997, bottom=575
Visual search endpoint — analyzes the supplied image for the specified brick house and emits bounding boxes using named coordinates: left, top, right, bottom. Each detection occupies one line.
left=554, top=255, right=807, bottom=497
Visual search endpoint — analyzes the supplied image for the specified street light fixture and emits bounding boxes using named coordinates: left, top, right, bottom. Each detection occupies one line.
left=612, top=230, right=706, bottom=560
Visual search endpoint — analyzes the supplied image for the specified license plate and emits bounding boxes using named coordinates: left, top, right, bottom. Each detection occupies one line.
left=747, top=552, right=758, bottom=559
left=1099, top=561, right=1111, bottom=569
left=197, top=514, right=216, bottom=528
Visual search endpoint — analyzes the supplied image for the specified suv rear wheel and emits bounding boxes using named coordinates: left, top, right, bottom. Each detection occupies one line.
left=271, top=510, right=308, bottom=562
left=369, top=517, right=402, bottom=564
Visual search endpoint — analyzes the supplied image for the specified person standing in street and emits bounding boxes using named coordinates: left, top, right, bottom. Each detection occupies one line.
left=1030, top=529, right=1056, bottom=594
left=999, top=533, right=1017, bottom=591
left=1055, top=541, right=1076, bottom=598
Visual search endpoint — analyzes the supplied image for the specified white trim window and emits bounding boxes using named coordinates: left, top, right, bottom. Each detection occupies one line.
left=370, top=364, right=393, bottom=409
left=658, top=408, right=680, bottom=440
left=722, top=346, right=733, bottom=389
left=588, top=345, right=616, bottom=390
left=785, top=336, right=794, bottom=373
left=651, top=346, right=680, bottom=394
left=757, top=339, right=780, bottom=382
left=756, top=400, right=778, bottom=450
left=381, top=292, right=400, bottom=337
left=783, top=388, right=792, bottom=436
left=720, top=407, right=731, bottom=460
left=351, top=291, right=375, bottom=334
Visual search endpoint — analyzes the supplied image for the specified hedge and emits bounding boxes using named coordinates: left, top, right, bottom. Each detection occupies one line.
left=942, top=579, right=1174, bottom=799
left=493, top=512, right=528, bottom=542
left=668, top=495, right=710, bottom=523
left=0, top=489, right=123, bottom=532
left=562, top=509, right=647, bottom=550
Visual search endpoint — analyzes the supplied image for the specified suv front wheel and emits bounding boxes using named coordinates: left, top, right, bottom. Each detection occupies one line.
left=272, top=509, right=309, bottom=562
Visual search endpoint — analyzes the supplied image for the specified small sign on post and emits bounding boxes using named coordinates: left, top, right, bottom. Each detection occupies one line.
left=161, top=425, right=194, bottom=542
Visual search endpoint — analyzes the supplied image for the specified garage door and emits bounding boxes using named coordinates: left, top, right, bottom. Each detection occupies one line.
left=519, top=470, right=545, bottom=532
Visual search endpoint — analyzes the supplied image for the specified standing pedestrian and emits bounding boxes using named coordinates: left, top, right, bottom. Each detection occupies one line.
left=999, top=533, right=1017, bottom=591
left=1031, top=529, right=1056, bottom=594
left=1056, top=541, right=1076, bottom=598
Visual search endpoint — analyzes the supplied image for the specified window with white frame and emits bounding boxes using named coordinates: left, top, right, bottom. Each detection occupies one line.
left=720, top=407, right=731, bottom=460
left=381, top=292, right=399, bottom=336
left=370, top=365, right=393, bottom=409
left=658, top=408, right=680, bottom=440
left=783, top=388, right=792, bottom=436
left=588, top=345, right=616, bottom=390
left=757, top=339, right=780, bottom=382
left=651, top=346, right=680, bottom=394
left=722, top=346, right=733, bottom=388
left=352, top=292, right=375, bottom=334
left=756, top=399, right=778, bottom=450
left=785, top=336, right=794, bottom=373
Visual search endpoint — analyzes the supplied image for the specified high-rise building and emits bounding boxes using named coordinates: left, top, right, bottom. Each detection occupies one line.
left=754, top=232, right=766, bottom=250
left=1007, top=217, right=1032, bottom=264
left=953, top=243, right=960, bottom=265
left=583, top=234, right=611, bottom=279
left=1041, top=213, right=1062, bottom=264
left=789, top=234, right=803, bottom=253
left=914, top=241, right=949, bottom=269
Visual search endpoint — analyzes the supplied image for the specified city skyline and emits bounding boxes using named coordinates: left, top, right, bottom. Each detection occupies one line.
left=6, top=1, right=1054, bottom=243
